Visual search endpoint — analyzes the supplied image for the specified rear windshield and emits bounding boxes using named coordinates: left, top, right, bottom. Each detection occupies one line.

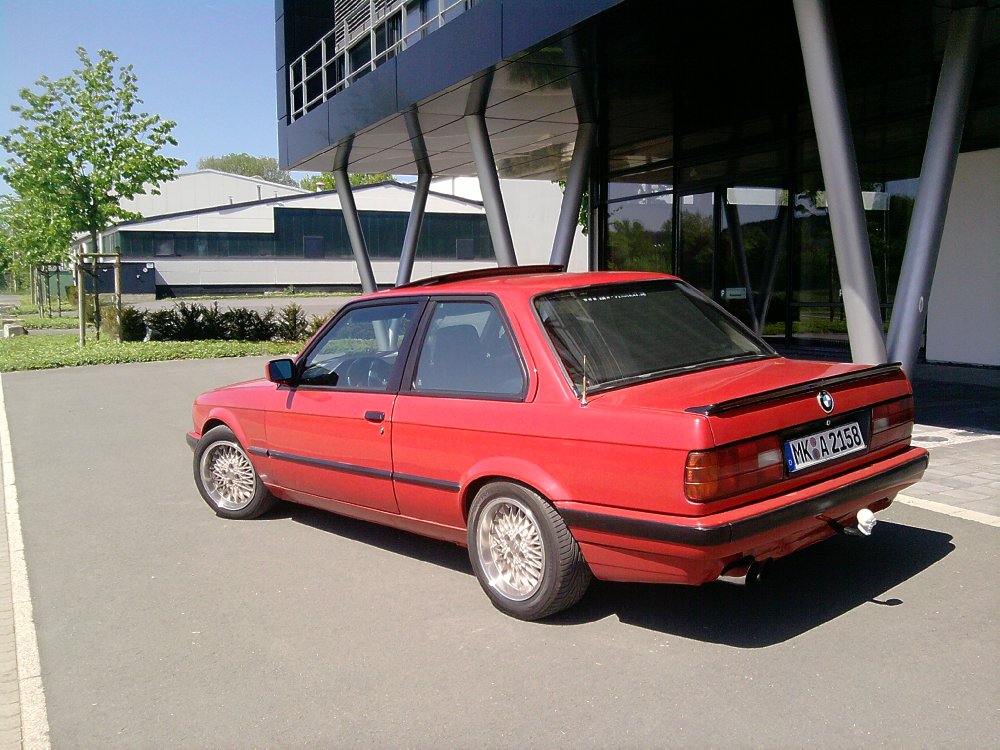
left=535, top=280, right=773, bottom=392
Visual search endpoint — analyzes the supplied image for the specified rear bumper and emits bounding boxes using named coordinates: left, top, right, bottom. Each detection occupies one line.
left=557, top=446, right=927, bottom=584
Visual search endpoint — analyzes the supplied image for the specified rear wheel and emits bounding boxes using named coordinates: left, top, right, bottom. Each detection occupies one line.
left=468, top=482, right=591, bottom=620
left=194, top=425, right=274, bottom=519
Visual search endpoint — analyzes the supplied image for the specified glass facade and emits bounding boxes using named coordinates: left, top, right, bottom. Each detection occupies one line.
left=112, top=207, right=494, bottom=262
left=592, top=0, right=999, bottom=349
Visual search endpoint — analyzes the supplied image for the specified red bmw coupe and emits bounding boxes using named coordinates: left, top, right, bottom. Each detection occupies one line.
left=188, top=266, right=927, bottom=620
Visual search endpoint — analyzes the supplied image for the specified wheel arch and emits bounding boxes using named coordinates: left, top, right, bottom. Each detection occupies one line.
left=197, top=407, right=253, bottom=450
left=460, top=460, right=572, bottom=524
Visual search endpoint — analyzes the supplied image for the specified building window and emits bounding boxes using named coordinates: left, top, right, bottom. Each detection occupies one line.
left=349, top=39, right=371, bottom=83
left=374, top=14, right=401, bottom=65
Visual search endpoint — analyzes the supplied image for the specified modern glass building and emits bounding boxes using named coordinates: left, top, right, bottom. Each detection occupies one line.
left=276, top=0, right=1000, bottom=368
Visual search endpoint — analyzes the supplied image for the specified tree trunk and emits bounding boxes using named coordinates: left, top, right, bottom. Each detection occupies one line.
left=90, top=230, right=101, bottom=342
left=56, top=268, right=63, bottom=317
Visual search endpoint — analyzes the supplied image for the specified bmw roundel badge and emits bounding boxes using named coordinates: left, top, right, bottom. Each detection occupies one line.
left=817, top=390, right=835, bottom=414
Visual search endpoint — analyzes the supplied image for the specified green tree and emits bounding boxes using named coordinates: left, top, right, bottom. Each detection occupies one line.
left=1, top=48, right=184, bottom=249
left=0, top=47, right=184, bottom=336
left=298, top=172, right=393, bottom=192
left=197, top=153, right=297, bottom=187
left=0, top=194, right=72, bottom=291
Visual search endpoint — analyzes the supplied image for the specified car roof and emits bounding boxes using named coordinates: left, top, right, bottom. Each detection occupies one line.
left=375, top=265, right=678, bottom=299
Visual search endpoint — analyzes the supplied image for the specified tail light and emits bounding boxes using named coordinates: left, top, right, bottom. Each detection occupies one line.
left=685, top=435, right=784, bottom=502
left=870, top=396, right=914, bottom=450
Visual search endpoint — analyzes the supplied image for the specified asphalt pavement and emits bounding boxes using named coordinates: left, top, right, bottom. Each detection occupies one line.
left=0, top=358, right=997, bottom=747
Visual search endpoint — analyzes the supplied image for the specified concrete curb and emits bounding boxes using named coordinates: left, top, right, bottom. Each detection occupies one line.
left=0, top=376, right=50, bottom=750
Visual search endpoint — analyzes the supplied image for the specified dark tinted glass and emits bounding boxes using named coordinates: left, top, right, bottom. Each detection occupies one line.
left=536, top=280, right=772, bottom=392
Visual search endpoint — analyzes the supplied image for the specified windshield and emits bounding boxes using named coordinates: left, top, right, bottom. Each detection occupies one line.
left=535, top=280, right=773, bottom=392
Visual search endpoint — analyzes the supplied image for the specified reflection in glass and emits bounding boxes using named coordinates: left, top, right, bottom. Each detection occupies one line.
left=719, top=188, right=789, bottom=333
left=679, top=192, right=714, bottom=295
left=606, top=192, right=673, bottom=273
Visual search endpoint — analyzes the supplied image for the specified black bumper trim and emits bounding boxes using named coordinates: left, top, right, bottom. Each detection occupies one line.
left=559, top=453, right=928, bottom=547
left=186, top=434, right=198, bottom=450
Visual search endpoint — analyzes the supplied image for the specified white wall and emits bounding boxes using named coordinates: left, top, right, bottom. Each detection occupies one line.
left=152, top=258, right=496, bottom=288
left=432, top=177, right=590, bottom=271
left=120, top=170, right=307, bottom=217
left=926, top=148, right=1000, bottom=367
left=116, top=183, right=483, bottom=236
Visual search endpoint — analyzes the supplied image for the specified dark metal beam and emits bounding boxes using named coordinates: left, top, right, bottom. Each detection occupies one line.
left=551, top=123, right=596, bottom=268
left=465, top=71, right=517, bottom=267
left=793, top=0, right=887, bottom=364
left=332, top=137, right=378, bottom=294
left=887, top=5, right=986, bottom=375
left=397, top=109, right=432, bottom=286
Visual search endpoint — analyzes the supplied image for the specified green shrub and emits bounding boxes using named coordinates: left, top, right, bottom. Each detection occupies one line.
left=221, top=307, right=276, bottom=341
left=307, top=314, right=327, bottom=338
left=119, top=306, right=147, bottom=342
left=98, top=304, right=145, bottom=341
left=200, top=303, right=226, bottom=340
left=144, top=307, right=180, bottom=340
left=277, top=303, right=309, bottom=341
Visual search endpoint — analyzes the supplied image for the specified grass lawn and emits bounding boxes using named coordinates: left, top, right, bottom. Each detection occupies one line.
left=15, top=314, right=85, bottom=330
left=0, top=334, right=302, bottom=373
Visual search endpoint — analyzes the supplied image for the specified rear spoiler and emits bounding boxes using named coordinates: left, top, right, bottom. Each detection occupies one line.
left=685, top=363, right=905, bottom=416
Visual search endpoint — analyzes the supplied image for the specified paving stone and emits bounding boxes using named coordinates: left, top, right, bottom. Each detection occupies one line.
left=907, top=481, right=954, bottom=494
left=939, top=488, right=994, bottom=503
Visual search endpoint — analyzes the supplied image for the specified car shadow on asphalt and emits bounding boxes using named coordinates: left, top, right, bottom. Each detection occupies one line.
left=276, top=503, right=472, bottom=574
left=276, top=505, right=953, bottom=647
left=550, top=521, right=954, bottom=646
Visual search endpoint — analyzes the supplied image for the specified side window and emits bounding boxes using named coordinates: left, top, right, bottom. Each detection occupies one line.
left=299, top=302, right=418, bottom=390
left=413, top=301, right=524, bottom=397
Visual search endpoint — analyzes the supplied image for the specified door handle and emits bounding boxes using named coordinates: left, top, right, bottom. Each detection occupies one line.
left=364, top=410, right=385, bottom=423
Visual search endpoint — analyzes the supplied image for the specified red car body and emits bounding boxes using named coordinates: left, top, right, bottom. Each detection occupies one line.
left=189, top=268, right=927, bottom=618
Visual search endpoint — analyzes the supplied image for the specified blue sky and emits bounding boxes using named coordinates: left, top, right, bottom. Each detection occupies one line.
left=0, top=0, right=286, bottom=193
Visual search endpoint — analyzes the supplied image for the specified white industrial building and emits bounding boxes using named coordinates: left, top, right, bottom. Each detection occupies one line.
left=90, top=170, right=587, bottom=296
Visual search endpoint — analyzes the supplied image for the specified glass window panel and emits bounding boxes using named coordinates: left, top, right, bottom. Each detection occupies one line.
left=678, top=192, right=714, bottom=295
left=606, top=193, right=673, bottom=273
left=300, top=303, right=419, bottom=389
left=349, top=40, right=372, bottom=83
left=413, top=301, right=524, bottom=396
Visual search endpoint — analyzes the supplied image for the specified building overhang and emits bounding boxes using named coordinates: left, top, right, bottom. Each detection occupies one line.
left=278, top=0, right=622, bottom=180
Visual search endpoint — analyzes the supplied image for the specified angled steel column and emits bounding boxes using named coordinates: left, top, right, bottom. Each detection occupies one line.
left=552, top=34, right=597, bottom=269
left=723, top=197, right=759, bottom=331
left=332, top=137, right=378, bottom=294
left=793, top=0, right=886, bottom=364
left=397, top=109, right=432, bottom=286
left=551, top=122, right=596, bottom=269
left=756, top=204, right=789, bottom=335
left=887, top=6, right=986, bottom=375
left=465, top=71, right=517, bottom=266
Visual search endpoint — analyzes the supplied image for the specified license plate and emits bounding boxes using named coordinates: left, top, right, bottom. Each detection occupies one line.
left=784, top=421, right=866, bottom=473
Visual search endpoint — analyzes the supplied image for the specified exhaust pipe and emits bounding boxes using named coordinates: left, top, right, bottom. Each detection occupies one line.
left=718, top=557, right=769, bottom=586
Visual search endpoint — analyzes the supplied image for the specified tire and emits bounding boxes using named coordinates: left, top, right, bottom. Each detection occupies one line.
left=467, top=482, right=591, bottom=620
left=193, top=425, right=275, bottom=520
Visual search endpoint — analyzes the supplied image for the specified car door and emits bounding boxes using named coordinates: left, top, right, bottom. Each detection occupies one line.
left=265, top=299, right=422, bottom=513
left=391, top=297, right=530, bottom=528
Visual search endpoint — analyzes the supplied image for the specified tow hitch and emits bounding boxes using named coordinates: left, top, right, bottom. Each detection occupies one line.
left=829, top=508, right=878, bottom=537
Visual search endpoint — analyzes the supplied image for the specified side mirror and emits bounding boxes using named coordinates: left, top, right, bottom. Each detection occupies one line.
left=266, top=358, right=296, bottom=385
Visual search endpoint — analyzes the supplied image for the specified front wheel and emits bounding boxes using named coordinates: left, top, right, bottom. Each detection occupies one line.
left=468, top=482, right=591, bottom=620
left=193, top=425, right=274, bottom=519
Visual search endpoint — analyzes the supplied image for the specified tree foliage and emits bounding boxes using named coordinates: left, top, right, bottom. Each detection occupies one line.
left=298, top=172, right=393, bottom=192
left=0, top=48, right=185, bottom=250
left=0, top=193, right=72, bottom=281
left=197, top=153, right=298, bottom=187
